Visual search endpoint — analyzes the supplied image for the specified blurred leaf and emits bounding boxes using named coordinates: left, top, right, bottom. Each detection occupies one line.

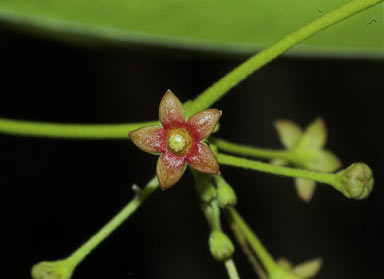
left=0, top=0, right=382, bottom=57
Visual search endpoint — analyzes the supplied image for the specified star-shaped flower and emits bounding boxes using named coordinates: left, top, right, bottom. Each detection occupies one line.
left=129, top=90, right=221, bottom=190
left=273, top=118, right=341, bottom=201
left=274, top=257, right=323, bottom=279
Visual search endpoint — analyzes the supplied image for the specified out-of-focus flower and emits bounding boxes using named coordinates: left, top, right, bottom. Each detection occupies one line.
left=274, top=118, right=341, bottom=201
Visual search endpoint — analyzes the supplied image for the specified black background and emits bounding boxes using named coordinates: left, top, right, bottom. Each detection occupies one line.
left=1, top=26, right=383, bottom=279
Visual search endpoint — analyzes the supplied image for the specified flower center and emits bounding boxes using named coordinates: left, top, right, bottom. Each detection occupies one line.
left=168, top=133, right=186, bottom=152
left=167, top=128, right=193, bottom=156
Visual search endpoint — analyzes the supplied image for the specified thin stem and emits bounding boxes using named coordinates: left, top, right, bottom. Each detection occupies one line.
left=211, top=137, right=291, bottom=161
left=210, top=199, right=222, bottom=231
left=227, top=207, right=278, bottom=275
left=67, top=176, right=158, bottom=266
left=192, top=172, right=239, bottom=279
left=224, top=259, right=241, bottom=279
left=225, top=209, right=267, bottom=279
left=0, top=117, right=158, bottom=139
left=187, top=0, right=383, bottom=114
left=217, top=153, right=336, bottom=186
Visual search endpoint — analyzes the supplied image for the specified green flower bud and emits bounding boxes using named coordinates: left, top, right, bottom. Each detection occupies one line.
left=337, top=162, right=374, bottom=200
left=216, top=176, right=237, bottom=208
left=31, top=260, right=75, bottom=279
left=193, top=172, right=217, bottom=203
left=209, top=230, right=235, bottom=261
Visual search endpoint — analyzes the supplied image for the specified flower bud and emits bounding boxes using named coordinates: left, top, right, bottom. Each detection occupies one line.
left=31, top=260, right=74, bottom=279
left=193, top=172, right=217, bottom=203
left=216, top=176, right=237, bottom=208
left=209, top=230, right=235, bottom=261
left=337, top=162, right=374, bottom=200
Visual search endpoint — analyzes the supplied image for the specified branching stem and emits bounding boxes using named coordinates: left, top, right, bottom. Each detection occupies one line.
left=225, top=209, right=267, bottom=279
left=187, top=0, right=383, bottom=114
left=227, top=207, right=278, bottom=275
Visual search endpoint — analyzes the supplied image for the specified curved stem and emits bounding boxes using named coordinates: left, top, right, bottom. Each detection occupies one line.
left=0, top=117, right=158, bottom=139
left=68, top=176, right=158, bottom=266
left=225, top=209, right=267, bottom=279
left=227, top=207, right=278, bottom=275
left=31, top=176, right=159, bottom=279
left=187, top=0, right=383, bottom=114
left=218, top=153, right=336, bottom=185
left=211, top=137, right=291, bottom=161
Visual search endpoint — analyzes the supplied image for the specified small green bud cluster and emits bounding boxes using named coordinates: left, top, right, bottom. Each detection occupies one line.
left=193, top=172, right=217, bottom=203
left=216, top=175, right=237, bottom=208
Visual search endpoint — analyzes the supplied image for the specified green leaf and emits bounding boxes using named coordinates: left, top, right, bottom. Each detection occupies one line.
left=0, top=0, right=381, bottom=57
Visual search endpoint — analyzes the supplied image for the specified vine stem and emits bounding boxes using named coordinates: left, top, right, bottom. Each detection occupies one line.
left=187, top=0, right=383, bottom=114
left=217, top=153, right=336, bottom=185
left=0, top=117, right=158, bottom=139
left=32, top=176, right=159, bottom=278
left=69, top=176, right=158, bottom=265
left=0, top=2, right=381, bottom=140
left=227, top=207, right=278, bottom=275
left=225, top=210, right=267, bottom=279
left=211, top=137, right=291, bottom=161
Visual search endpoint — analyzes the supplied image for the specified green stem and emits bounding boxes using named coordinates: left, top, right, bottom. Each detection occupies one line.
left=225, top=209, right=267, bottom=279
left=66, top=176, right=158, bottom=268
left=0, top=117, right=158, bottom=139
left=227, top=207, right=278, bottom=275
left=211, top=137, right=291, bottom=161
left=210, top=199, right=222, bottom=231
left=192, top=173, right=239, bottom=279
left=187, top=0, right=383, bottom=114
left=224, top=259, right=240, bottom=279
left=218, top=153, right=336, bottom=185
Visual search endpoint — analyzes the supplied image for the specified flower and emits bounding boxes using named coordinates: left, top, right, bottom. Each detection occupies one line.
left=273, top=118, right=341, bottom=202
left=273, top=257, right=323, bottom=279
left=129, top=90, right=221, bottom=190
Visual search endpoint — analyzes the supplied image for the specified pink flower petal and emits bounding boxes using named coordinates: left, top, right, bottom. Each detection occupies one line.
left=129, top=125, right=166, bottom=154
left=187, top=109, right=222, bottom=140
left=156, top=152, right=187, bottom=190
left=186, top=142, right=219, bottom=174
left=159, top=90, right=186, bottom=129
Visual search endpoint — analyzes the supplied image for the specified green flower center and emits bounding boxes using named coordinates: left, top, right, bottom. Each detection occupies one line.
left=168, top=133, right=186, bottom=152
left=167, top=128, right=193, bottom=156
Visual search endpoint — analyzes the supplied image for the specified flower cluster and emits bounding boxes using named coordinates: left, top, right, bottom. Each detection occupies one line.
left=129, top=90, right=221, bottom=190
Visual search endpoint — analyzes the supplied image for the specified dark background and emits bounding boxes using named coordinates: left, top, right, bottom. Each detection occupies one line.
left=1, top=26, right=383, bottom=279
